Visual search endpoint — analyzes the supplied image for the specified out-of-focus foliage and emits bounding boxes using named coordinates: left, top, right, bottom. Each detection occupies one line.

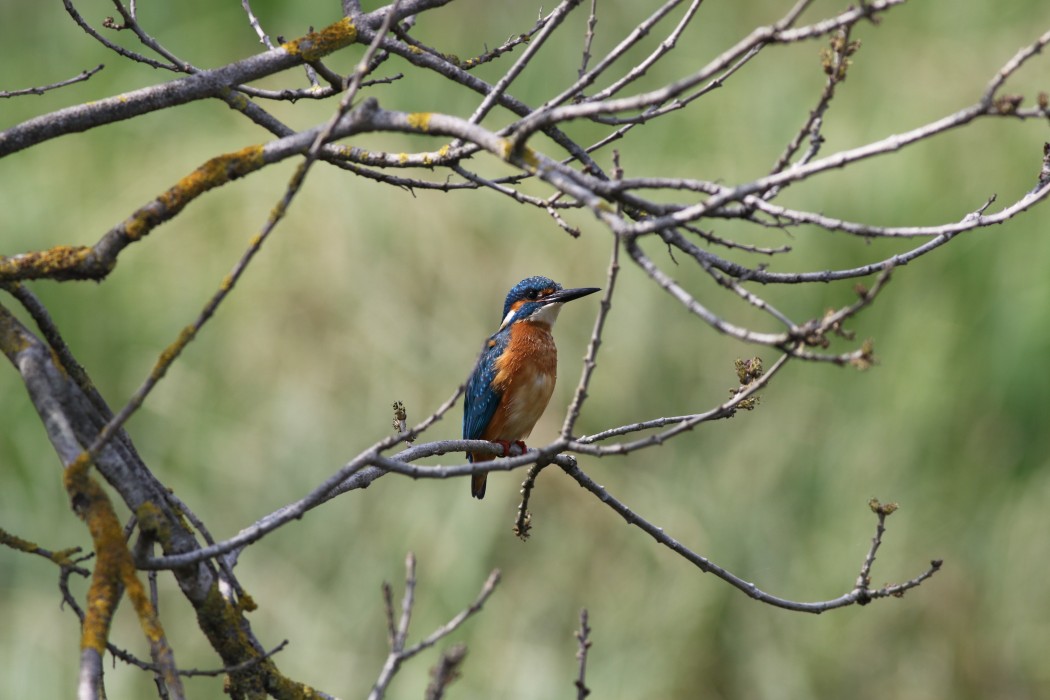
left=1, top=1, right=1049, bottom=698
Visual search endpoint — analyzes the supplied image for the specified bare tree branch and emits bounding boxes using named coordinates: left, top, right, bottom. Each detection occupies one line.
left=574, top=609, right=592, bottom=700
left=0, top=64, right=104, bottom=98
left=562, top=461, right=939, bottom=613
left=369, top=555, right=500, bottom=700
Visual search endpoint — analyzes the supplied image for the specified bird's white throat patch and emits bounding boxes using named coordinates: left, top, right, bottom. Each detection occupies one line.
left=499, top=302, right=564, bottom=331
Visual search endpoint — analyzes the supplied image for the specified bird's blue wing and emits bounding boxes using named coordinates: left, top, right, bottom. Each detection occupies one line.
left=463, top=330, right=508, bottom=448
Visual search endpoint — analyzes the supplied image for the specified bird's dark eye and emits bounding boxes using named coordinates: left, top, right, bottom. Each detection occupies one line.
left=526, top=290, right=539, bottom=300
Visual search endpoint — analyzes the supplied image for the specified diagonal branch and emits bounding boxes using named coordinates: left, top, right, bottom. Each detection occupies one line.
left=562, top=460, right=941, bottom=613
left=0, top=63, right=105, bottom=98
left=0, top=297, right=323, bottom=697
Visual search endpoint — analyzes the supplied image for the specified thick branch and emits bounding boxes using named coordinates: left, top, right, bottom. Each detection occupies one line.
left=0, top=18, right=360, bottom=157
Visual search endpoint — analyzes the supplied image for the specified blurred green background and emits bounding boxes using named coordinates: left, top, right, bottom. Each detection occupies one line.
left=2, top=1, right=1049, bottom=698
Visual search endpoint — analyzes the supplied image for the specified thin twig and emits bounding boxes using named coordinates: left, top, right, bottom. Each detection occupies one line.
left=513, top=463, right=549, bottom=540
left=574, top=609, right=592, bottom=699
left=0, top=64, right=104, bottom=98
left=564, top=464, right=941, bottom=612
left=562, top=230, right=621, bottom=438
left=423, top=644, right=467, bottom=700
left=368, top=559, right=500, bottom=700
left=240, top=0, right=276, bottom=48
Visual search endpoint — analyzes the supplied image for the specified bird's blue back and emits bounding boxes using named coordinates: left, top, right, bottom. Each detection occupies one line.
left=463, top=327, right=511, bottom=453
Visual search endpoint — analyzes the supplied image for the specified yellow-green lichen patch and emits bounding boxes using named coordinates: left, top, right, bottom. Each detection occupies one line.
left=135, top=501, right=172, bottom=543
left=47, top=346, right=70, bottom=379
left=0, top=306, right=34, bottom=356
left=499, top=140, right=540, bottom=172
left=163, top=496, right=195, bottom=536
left=122, top=208, right=154, bottom=241
left=157, top=146, right=266, bottom=215
left=406, top=112, right=432, bottom=132
left=0, top=523, right=87, bottom=568
left=51, top=546, right=82, bottom=567
left=125, top=145, right=265, bottom=242
left=221, top=88, right=251, bottom=112
left=332, top=144, right=356, bottom=159
left=66, top=451, right=94, bottom=484
left=282, top=17, right=358, bottom=62
left=220, top=271, right=238, bottom=291
left=0, top=528, right=39, bottom=555
left=351, top=148, right=376, bottom=164
left=519, top=145, right=539, bottom=169
left=268, top=199, right=289, bottom=224
left=63, top=465, right=126, bottom=654
left=196, top=582, right=320, bottom=696
left=151, top=325, right=197, bottom=382
left=499, top=138, right=519, bottom=163
left=198, top=582, right=275, bottom=695
left=0, top=245, right=98, bottom=281
left=238, top=592, right=258, bottom=614
left=125, top=568, right=167, bottom=646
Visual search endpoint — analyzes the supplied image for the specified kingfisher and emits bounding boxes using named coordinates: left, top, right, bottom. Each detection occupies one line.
left=463, top=276, right=600, bottom=499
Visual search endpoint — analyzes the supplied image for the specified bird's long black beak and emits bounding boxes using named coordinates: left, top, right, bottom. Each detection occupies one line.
left=544, top=286, right=601, bottom=305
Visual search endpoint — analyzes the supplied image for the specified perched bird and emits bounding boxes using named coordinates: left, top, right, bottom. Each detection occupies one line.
left=463, top=276, right=600, bottom=499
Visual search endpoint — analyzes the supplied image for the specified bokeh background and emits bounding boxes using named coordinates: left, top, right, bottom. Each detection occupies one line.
left=3, top=1, right=1049, bottom=698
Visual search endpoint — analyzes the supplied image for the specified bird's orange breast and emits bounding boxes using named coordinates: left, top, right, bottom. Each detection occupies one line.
left=483, top=322, right=558, bottom=443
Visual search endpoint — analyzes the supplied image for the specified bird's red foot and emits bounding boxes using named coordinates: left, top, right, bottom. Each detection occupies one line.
left=493, top=440, right=528, bottom=457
